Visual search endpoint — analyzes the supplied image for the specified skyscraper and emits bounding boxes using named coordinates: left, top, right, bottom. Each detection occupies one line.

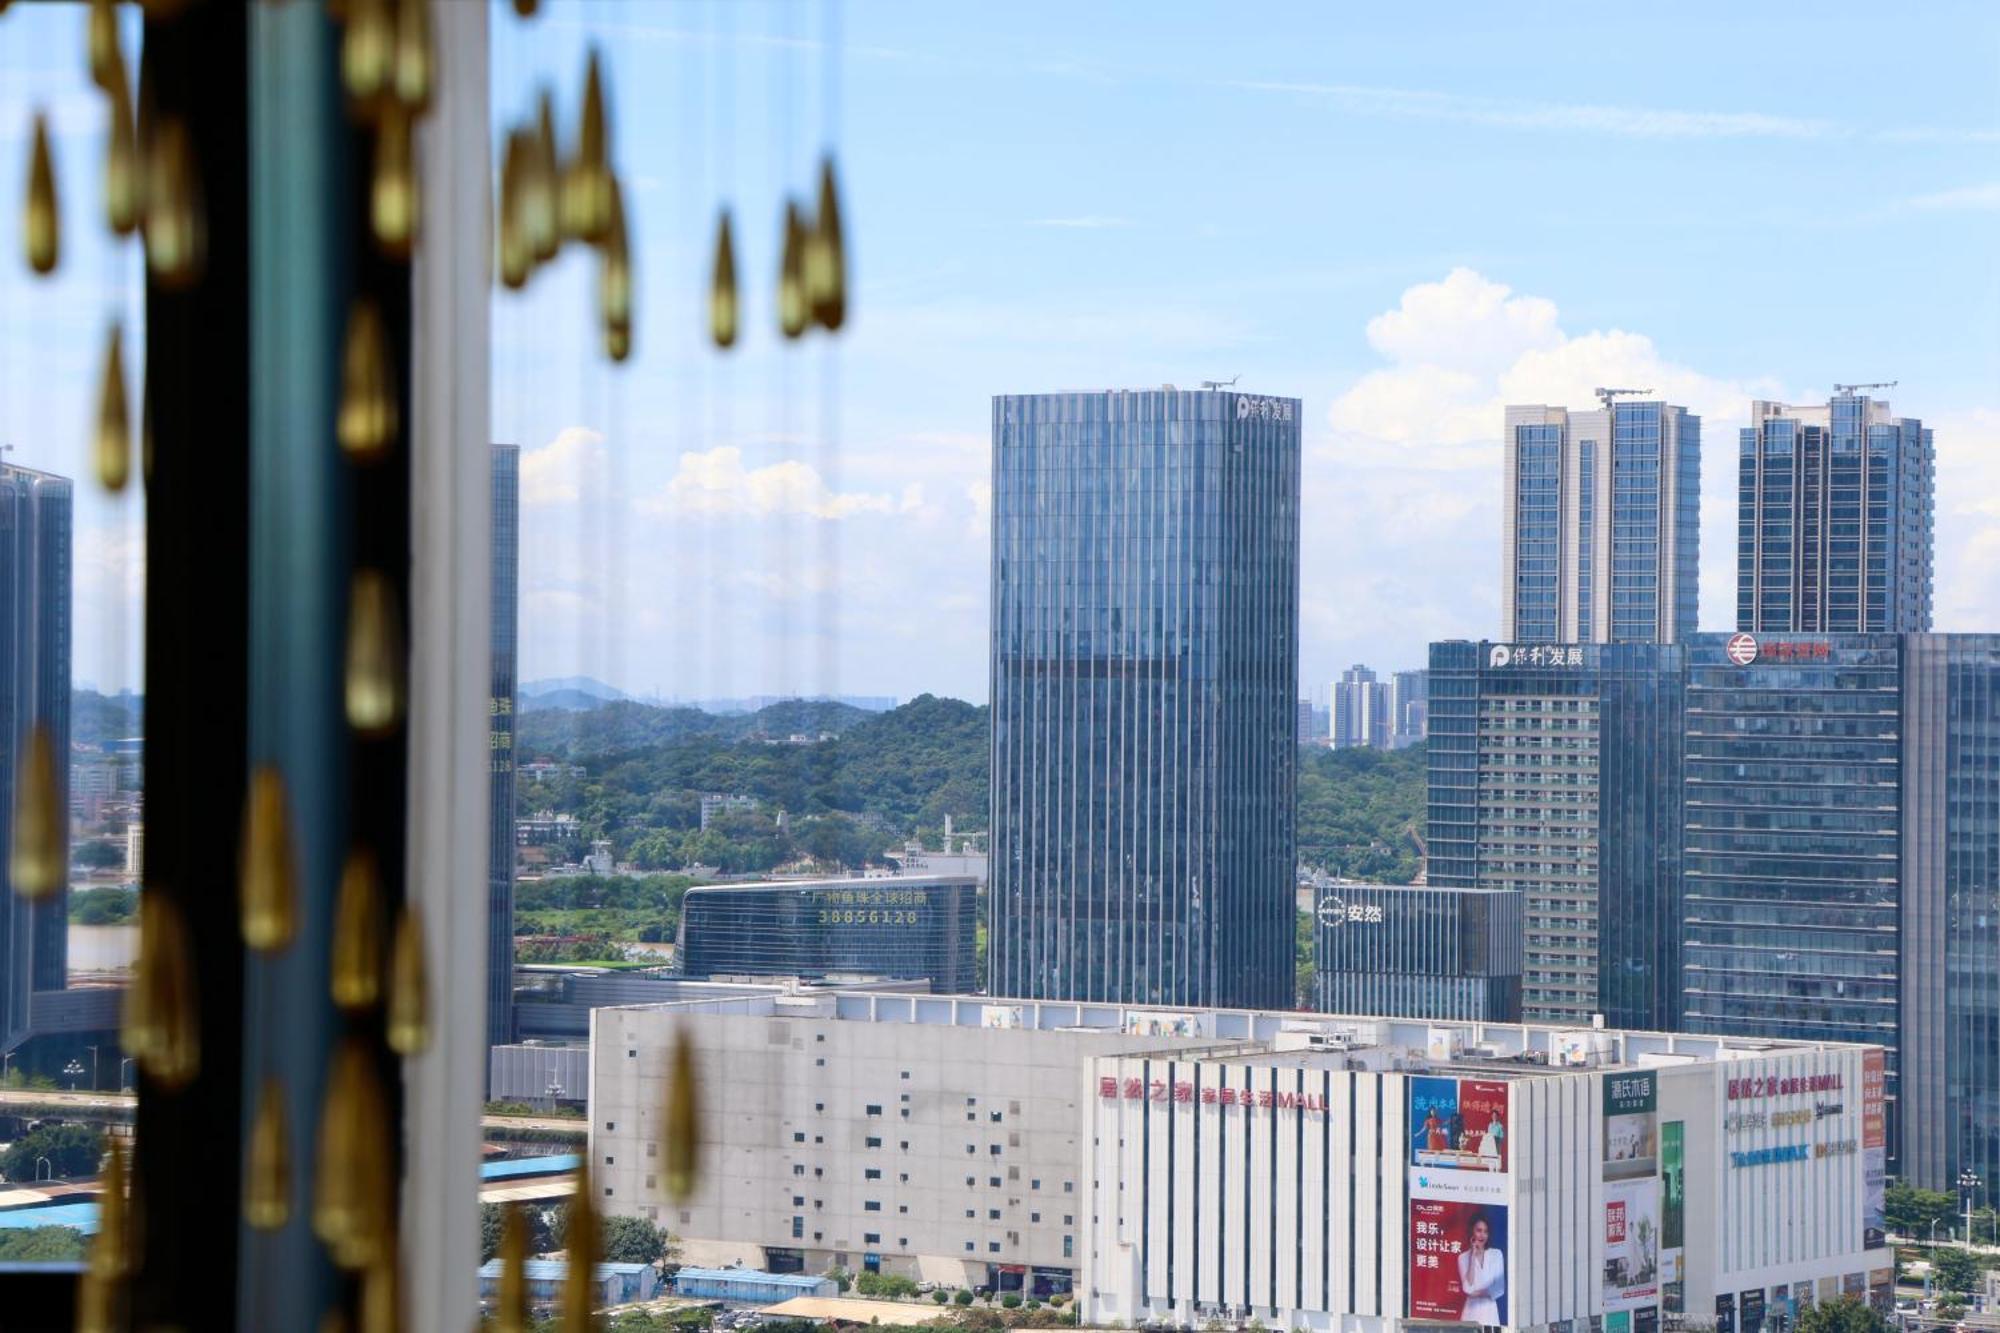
left=487, top=444, right=519, bottom=1050
left=1682, top=629, right=1999, bottom=1190
left=1427, top=639, right=1685, bottom=1031
left=0, top=465, right=71, bottom=1052
left=1389, top=667, right=1428, bottom=748
left=1502, top=397, right=1701, bottom=645
left=1735, top=391, right=1934, bottom=633
left=989, top=388, right=1300, bottom=1008
left=1329, top=664, right=1388, bottom=749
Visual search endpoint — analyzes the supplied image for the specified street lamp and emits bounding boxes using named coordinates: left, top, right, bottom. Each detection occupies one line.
left=118, top=1057, right=135, bottom=1093
left=62, top=1058, right=84, bottom=1091
left=1958, top=1169, right=1982, bottom=1246
left=85, top=1045, right=99, bottom=1092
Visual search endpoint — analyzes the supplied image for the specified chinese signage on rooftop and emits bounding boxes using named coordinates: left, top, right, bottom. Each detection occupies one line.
left=1490, top=644, right=1585, bottom=669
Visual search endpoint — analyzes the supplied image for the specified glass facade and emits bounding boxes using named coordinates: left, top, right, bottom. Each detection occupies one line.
left=1736, top=395, right=1934, bottom=634
left=488, top=444, right=520, bottom=1049
left=1428, top=640, right=1684, bottom=1031
left=676, top=877, right=980, bottom=991
left=1503, top=402, right=1699, bottom=646
left=989, top=389, right=1300, bottom=1008
left=1311, top=883, right=1522, bottom=1022
left=0, top=466, right=71, bottom=1052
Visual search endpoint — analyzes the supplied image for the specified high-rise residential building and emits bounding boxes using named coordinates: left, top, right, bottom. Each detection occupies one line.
left=1502, top=397, right=1701, bottom=645
left=1427, top=639, right=1685, bottom=1031
left=1735, top=392, right=1934, bottom=633
left=989, top=388, right=1300, bottom=1008
left=487, top=443, right=519, bottom=1050
left=1295, top=697, right=1314, bottom=747
left=0, top=465, right=71, bottom=1052
left=1389, top=667, right=1428, bottom=748
left=1682, top=630, right=1999, bottom=1192
left=1329, top=664, right=1389, bottom=749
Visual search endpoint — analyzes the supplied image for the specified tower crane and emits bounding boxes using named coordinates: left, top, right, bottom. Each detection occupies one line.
left=1833, top=381, right=1896, bottom=396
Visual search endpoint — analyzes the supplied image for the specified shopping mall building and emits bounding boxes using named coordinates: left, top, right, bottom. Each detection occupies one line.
left=590, top=988, right=1888, bottom=1328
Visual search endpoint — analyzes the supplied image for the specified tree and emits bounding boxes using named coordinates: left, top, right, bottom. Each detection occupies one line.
left=1796, top=1297, right=1890, bottom=1333
left=0, top=1123, right=102, bottom=1183
left=74, top=839, right=125, bottom=871
left=600, top=1213, right=674, bottom=1266
left=71, top=885, right=138, bottom=925
left=1886, top=1182, right=1957, bottom=1238
left=1932, top=1245, right=1978, bottom=1295
left=0, top=1225, right=89, bottom=1262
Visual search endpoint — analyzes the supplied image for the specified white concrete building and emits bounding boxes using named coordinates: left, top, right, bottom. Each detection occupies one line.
left=1084, top=1021, right=1890, bottom=1333
left=590, top=991, right=1889, bottom=1323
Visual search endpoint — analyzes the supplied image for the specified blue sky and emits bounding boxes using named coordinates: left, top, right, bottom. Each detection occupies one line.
left=6, top=3, right=1999, bottom=701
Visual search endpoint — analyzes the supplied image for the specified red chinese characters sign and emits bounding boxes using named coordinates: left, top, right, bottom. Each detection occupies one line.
left=1727, top=1073, right=1841, bottom=1101
left=1097, top=1076, right=1328, bottom=1112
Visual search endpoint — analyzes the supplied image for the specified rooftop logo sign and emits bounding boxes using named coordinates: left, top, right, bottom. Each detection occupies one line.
left=1726, top=633, right=1758, bottom=666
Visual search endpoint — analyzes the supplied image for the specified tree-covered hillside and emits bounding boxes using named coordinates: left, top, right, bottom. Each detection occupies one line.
left=1296, top=744, right=1426, bottom=883
left=517, top=693, right=1424, bottom=882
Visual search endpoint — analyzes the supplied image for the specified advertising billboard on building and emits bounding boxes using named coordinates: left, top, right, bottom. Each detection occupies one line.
left=1661, top=1121, right=1685, bottom=1251
left=1411, top=1076, right=1510, bottom=1173
left=1861, top=1049, right=1886, bottom=1251
left=1604, top=1071, right=1659, bottom=1181
left=1604, top=1177, right=1662, bottom=1308
left=1409, top=1198, right=1508, bottom=1327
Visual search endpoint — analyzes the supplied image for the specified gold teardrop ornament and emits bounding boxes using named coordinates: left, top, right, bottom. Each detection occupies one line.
left=361, top=1247, right=403, bottom=1333
left=512, top=0, right=538, bottom=15
left=342, top=0, right=393, bottom=106
left=143, top=117, right=205, bottom=288
left=104, top=64, right=140, bottom=237
left=239, top=765, right=299, bottom=952
left=313, top=1039, right=394, bottom=1269
left=664, top=1024, right=700, bottom=1200
left=497, top=131, right=530, bottom=291
left=9, top=725, right=62, bottom=898
left=331, top=847, right=385, bottom=1011
left=777, top=199, right=808, bottom=340
left=345, top=568, right=405, bottom=735
left=90, top=1138, right=132, bottom=1280
left=88, top=0, right=120, bottom=92
left=527, top=92, right=559, bottom=264
left=386, top=902, right=430, bottom=1055
left=337, top=298, right=397, bottom=461
left=124, top=891, right=200, bottom=1088
left=391, top=0, right=432, bottom=114
left=244, top=1077, right=292, bottom=1230
left=806, top=156, right=845, bottom=331
left=709, top=210, right=738, bottom=349
left=560, top=50, right=612, bottom=243
left=95, top=323, right=132, bottom=492
left=560, top=1160, right=598, bottom=1333
left=495, top=1204, right=530, bottom=1333
left=370, top=108, right=417, bottom=257
left=24, top=110, right=58, bottom=275
left=599, top=176, right=630, bottom=363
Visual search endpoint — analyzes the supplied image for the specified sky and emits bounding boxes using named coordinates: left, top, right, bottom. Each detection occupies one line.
left=5, top=3, right=2000, bottom=703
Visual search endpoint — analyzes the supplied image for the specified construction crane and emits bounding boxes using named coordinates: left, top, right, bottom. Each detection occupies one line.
left=1834, top=380, right=1896, bottom=396
left=1594, top=386, right=1652, bottom=408
left=1201, top=375, right=1239, bottom=391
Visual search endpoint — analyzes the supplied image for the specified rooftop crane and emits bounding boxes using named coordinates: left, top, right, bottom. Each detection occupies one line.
left=1833, top=381, right=1896, bottom=396
left=1594, top=387, right=1653, bottom=408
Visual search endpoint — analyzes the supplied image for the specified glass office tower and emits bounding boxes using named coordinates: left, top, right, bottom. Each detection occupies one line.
left=988, top=389, right=1300, bottom=1008
left=1502, top=399, right=1700, bottom=645
left=1311, top=883, right=1522, bottom=1022
left=0, top=465, right=71, bottom=1052
left=1736, top=393, right=1934, bottom=634
left=488, top=444, right=519, bottom=1050
left=677, top=877, right=980, bottom=990
left=1685, top=631, right=1999, bottom=1189
left=1428, top=640, right=1684, bottom=1030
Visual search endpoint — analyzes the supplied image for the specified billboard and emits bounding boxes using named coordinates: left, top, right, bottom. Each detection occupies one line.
left=1604, top=1177, right=1662, bottom=1308
left=1412, top=1076, right=1510, bottom=1173
left=1604, top=1071, right=1659, bottom=1181
left=1661, top=1121, right=1685, bottom=1251
left=1409, top=1198, right=1508, bottom=1327
left=1861, top=1049, right=1886, bottom=1250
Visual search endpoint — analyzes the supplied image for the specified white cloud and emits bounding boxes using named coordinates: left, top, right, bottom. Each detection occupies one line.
left=1901, top=182, right=2000, bottom=213
left=642, top=447, right=917, bottom=520
left=1231, top=81, right=1833, bottom=141
left=520, top=426, right=608, bottom=506
left=1931, top=407, right=2000, bottom=632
